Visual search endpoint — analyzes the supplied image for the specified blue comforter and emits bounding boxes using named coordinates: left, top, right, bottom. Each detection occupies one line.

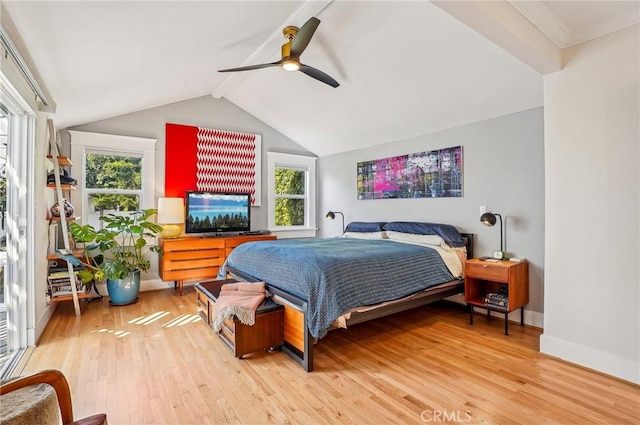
left=218, top=238, right=455, bottom=338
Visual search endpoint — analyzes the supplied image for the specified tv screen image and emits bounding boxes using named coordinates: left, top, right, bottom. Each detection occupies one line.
left=185, top=192, right=251, bottom=234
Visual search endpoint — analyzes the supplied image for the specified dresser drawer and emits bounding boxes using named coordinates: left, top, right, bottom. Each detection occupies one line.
left=465, top=262, right=509, bottom=282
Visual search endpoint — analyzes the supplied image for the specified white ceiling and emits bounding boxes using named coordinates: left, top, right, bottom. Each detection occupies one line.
left=3, top=1, right=638, bottom=157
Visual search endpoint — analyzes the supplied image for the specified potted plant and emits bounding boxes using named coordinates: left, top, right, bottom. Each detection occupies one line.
left=58, top=209, right=163, bottom=305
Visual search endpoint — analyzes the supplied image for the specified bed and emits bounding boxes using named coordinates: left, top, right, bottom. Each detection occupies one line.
left=218, top=221, right=474, bottom=371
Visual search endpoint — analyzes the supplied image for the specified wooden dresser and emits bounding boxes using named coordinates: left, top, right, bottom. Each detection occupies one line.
left=158, top=234, right=276, bottom=295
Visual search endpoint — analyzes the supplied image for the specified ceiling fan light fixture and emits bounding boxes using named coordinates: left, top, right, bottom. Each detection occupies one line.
left=281, top=60, right=300, bottom=72
left=218, top=17, right=339, bottom=87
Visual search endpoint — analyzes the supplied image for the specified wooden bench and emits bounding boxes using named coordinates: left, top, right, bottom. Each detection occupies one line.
left=195, top=279, right=284, bottom=358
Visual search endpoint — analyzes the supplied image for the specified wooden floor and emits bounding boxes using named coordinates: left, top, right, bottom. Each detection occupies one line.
left=19, top=289, right=639, bottom=425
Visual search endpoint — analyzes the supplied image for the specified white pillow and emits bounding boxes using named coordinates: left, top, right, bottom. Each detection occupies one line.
left=342, top=231, right=388, bottom=240
left=385, top=230, right=450, bottom=250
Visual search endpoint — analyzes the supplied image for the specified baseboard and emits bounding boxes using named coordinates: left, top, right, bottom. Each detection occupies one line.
left=93, top=278, right=173, bottom=296
left=540, top=333, right=640, bottom=385
left=35, top=302, right=56, bottom=343
left=446, top=293, right=544, bottom=328
left=140, top=278, right=174, bottom=292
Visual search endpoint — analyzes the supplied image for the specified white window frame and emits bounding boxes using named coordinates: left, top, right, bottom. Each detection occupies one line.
left=69, top=131, right=156, bottom=226
left=0, top=71, right=36, bottom=378
left=267, top=152, right=316, bottom=239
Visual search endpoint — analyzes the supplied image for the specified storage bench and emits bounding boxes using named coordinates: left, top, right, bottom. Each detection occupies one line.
left=195, top=278, right=284, bottom=358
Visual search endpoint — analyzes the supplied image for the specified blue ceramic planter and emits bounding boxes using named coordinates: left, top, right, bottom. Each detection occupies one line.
left=106, top=269, right=140, bottom=306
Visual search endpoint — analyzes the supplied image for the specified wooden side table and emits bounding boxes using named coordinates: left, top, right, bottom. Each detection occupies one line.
left=464, top=258, right=529, bottom=335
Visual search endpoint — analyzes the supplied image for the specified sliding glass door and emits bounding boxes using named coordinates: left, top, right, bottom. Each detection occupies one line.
left=0, top=77, right=35, bottom=378
left=0, top=111, right=7, bottom=372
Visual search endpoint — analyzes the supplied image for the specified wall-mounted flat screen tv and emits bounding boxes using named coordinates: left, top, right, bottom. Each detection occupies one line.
left=185, top=191, right=251, bottom=234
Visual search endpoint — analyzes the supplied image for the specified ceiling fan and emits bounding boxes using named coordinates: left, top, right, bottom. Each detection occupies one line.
left=218, top=17, right=340, bottom=88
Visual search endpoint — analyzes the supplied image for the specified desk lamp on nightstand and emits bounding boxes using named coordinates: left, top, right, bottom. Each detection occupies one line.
left=481, top=211, right=506, bottom=260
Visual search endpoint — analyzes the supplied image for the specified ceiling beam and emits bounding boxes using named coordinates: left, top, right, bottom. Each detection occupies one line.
left=431, top=0, right=562, bottom=75
left=211, top=0, right=333, bottom=99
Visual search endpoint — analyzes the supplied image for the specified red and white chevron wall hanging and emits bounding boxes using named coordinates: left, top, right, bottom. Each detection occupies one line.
left=165, top=123, right=261, bottom=205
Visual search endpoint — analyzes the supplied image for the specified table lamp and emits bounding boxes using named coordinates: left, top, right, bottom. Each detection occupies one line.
left=480, top=211, right=505, bottom=259
left=157, top=197, right=184, bottom=238
left=325, top=210, right=345, bottom=234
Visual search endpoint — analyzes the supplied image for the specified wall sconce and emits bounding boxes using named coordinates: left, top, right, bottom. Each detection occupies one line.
left=157, top=197, right=184, bottom=238
left=325, top=211, right=345, bottom=234
left=480, top=212, right=506, bottom=259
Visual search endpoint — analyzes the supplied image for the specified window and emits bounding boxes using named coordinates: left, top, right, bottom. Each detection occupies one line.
left=84, top=151, right=142, bottom=229
left=0, top=73, right=36, bottom=378
left=267, top=152, right=316, bottom=238
left=69, top=131, right=156, bottom=228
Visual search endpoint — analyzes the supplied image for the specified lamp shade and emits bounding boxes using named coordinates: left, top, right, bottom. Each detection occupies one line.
left=157, top=197, right=184, bottom=224
left=325, top=210, right=345, bottom=234
left=480, top=211, right=504, bottom=255
left=157, top=197, right=184, bottom=238
left=480, top=212, right=497, bottom=226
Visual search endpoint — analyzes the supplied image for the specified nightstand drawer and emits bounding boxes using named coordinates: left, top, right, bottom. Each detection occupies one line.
left=465, top=262, right=509, bottom=282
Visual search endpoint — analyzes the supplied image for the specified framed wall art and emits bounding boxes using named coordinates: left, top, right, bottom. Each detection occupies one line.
left=165, top=123, right=261, bottom=205
left=357, top=146, right=463, bottom=199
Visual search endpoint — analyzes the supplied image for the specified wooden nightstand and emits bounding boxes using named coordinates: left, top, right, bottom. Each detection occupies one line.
left=464, top=258, right=529, bottom=335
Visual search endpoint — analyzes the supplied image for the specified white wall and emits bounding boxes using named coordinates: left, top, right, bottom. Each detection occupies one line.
left=318, top=108, right=545, bottom=323
left=541, top=25, right=639, bottom=384
left=35, top=113, right=57, bottom=343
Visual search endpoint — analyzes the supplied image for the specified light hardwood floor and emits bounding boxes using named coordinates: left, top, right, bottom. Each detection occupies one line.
left=19, top=289, right=639, bottom=425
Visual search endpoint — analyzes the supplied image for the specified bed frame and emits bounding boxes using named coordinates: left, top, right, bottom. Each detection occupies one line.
left=227, top=233, right=474, bottom=372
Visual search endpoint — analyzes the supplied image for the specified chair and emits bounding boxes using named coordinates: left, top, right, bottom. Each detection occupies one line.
left=0, top=369, right=107, bottom=425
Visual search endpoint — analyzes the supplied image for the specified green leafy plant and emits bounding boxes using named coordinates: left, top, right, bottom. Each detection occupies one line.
left=58, top=209, right=163, bottom=282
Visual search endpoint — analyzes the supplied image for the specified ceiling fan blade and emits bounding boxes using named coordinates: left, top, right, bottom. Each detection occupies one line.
left=299, top=64, right=340, bottom=88
left=290, top=17, right=320, bottom=57
left=218, top=61, right=281, bottom=73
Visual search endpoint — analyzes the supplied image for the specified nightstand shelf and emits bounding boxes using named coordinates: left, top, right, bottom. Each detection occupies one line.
left=464, top=258, right=529, bottom=335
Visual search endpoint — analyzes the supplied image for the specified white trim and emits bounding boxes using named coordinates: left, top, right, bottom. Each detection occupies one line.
left=447, top=293, right=543, bottom=328
left=0, top=71, right=36, bottom=366
left=0, top=25, right=50, bottom=107
left=0, top=72, right=34, bottom=115
left=567, top=9, right=640, bottom=48
left=267, top=152, right=317, bottom=236
left=94, top=277, right=170, bottom=294
left=270, top=228, right=318, bottom=240
left=68, top=130, right=157, bottom=224
left=431, top=0, right=561, bottom=74
left=508, top=0, right=569, bottom=48
left=540, top=333, right=640, bottom=385
left=509, top=0, right=640, bottom=49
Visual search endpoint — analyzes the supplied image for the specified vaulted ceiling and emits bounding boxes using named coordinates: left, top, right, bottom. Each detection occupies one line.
left=3, top=1, right=638, bottom=157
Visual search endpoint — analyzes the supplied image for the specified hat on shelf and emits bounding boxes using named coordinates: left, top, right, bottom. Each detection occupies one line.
left=47, top=168, right=77, bottom=186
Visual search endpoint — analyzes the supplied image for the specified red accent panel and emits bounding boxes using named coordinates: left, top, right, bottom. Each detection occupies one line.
left=165, top=123, right=198, bottom=197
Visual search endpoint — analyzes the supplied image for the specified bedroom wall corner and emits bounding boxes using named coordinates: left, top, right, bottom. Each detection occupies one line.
left=317, top=107, right=545, bottom=324
left=541, top=24, right=640, bottom=384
